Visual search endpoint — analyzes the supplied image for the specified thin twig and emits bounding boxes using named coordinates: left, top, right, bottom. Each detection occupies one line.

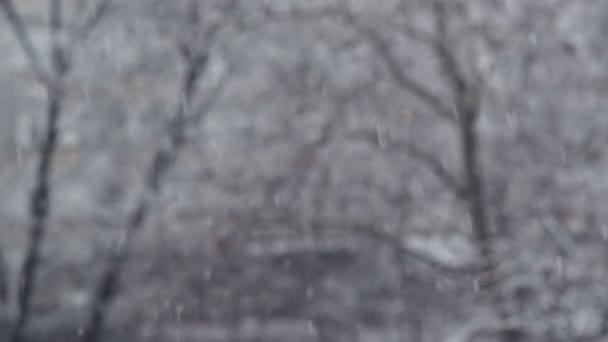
left=64, top=0, right=112, bottom=58
left=263, top=97, right=347, bottom=205
left=403, top=142, right=466, bottom=198
left=0, top=0, right=52, bottom=86
left=74, top=0, right=111, bottom=41
left=432, top=1, right=475, bottom=114
left=338, top=10, right=456, bottom=124
left=537, top=216, right=577, bottom=256
left=393, top=2, right=436, bottom=45
left=345, top=129, right=466, bottom=198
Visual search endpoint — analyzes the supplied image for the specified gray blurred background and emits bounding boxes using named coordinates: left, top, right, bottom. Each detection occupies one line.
left=1, top=1, right=608, bottom=341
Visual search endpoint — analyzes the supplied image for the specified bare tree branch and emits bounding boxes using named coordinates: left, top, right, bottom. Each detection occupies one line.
left=2, top=0, right=113, bottom=339
left=49, top=0, right=69, bottom=76
left=432, top=0, right=491, bottom=257
left=392, top=1, right=436, bottom=45
left=59, top=0, right=111, bottom=63
left=7, top=0, right=68, bottom=340
left=238, top=214, right=481, bottom=276
left=431, top=1, right=477, bottom=115
left=0, top=0, right=52, bottom=86
left=261, top=85, right=357, bottom=208
left=80, top=20, right=218, bottom=341
left=338, top=10, right=457, bottom=124
left=72, top=0, right=111, bottom=42
left=345, top=129, right=466, bottom=198
left=402, top=142, right=466, bottom=197
left=537, top=216, right=577, bottom=256
left=9, top=87, right=62, bottom=342
left=343, top=221, right=482, bottom=275
left=429, top=1, right=503, bottom=315
left=252, top=3, right=458, bottom=126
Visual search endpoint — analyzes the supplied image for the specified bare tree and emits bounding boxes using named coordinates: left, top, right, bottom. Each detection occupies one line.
left=332, top=0, right=506, bottom=323
left=4, top=1, right=608, bottom=341
left=0, top=1, right=111, bottom=341
left=79, top=1, right=230, bottom=341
